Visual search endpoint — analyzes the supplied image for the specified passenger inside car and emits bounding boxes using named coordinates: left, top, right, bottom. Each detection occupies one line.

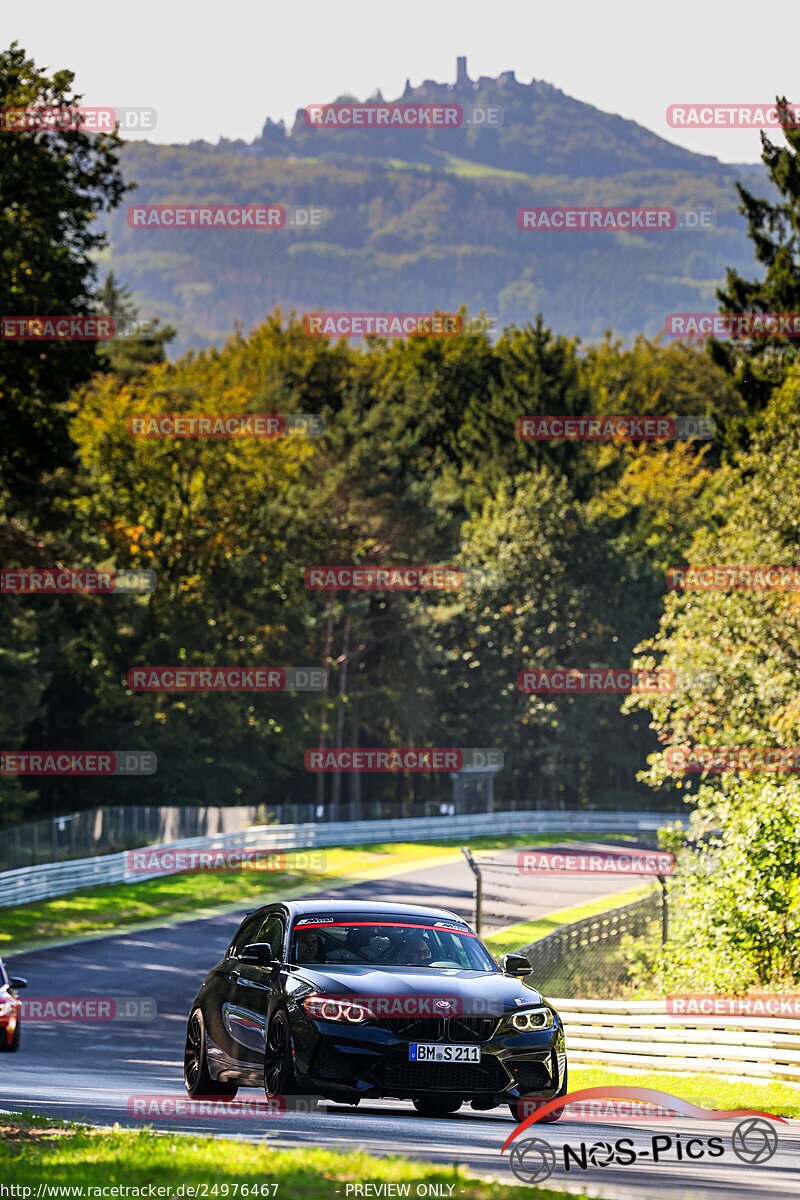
left=295, top=928, right=327, bottom=963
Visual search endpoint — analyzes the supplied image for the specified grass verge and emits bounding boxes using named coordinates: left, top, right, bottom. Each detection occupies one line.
left=482, top=883, right=654, bottom=958
left=0, top=1113, right=591, bottom=1199
left=1, top=832, right=640, bottom=953
left=570, top=1064, right=800, bottom=1120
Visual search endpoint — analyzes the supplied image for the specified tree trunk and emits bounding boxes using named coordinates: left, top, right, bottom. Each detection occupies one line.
left=330, top=614, right=351, bottom=822
left=315, top=596, right=335, bottom=818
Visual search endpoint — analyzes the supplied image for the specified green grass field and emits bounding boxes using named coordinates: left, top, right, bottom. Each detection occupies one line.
left=0, top=1114, right=589, bottom=1199
left=571, top=1064, right=800, bottom=1119
left=482, top=884, right=653, bottom=958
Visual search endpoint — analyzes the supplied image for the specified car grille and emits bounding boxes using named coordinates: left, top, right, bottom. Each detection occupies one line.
left=380, top=1016, right=497, bottom=1042
left=382, top=1059, right=509, bottom=1093
left=383, top=1016, right=447, bottom=1041
left=448, top=1016, right=498, bottom=1042
left=556, top=1051, right=567, bottom=1088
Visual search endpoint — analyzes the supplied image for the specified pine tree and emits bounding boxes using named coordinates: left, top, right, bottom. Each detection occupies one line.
left=96, top=270, right=176, bottom=380
left=710, top=98, right=800, bottom=413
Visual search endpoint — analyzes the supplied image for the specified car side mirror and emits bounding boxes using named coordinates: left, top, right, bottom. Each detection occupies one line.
left=8, top=977, right=27, bottom=989
left=500, top=953, right=532, bottom=977
left=240, top=943, right=281, bottom=967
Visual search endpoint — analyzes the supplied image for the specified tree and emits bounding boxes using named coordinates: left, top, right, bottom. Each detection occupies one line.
left=710, top=99, right=800, bottom=415
left=0, top=43, right=129, bottom=515
left=95, top=271, right=177, bottom=381
left=626, top=368, right=800, bottom=987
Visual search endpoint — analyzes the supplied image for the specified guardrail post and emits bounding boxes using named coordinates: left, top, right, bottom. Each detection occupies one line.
left=461, top=847, right=482, bottom=935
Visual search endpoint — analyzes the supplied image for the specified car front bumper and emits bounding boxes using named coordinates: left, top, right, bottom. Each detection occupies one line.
left=291, top=1011, right=567, bottom=1103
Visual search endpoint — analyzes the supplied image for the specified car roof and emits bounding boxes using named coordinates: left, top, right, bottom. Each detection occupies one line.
left=284, top=898, right=467, bottom=922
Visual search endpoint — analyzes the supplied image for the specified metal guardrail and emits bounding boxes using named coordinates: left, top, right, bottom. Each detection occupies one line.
left=551, top=997, right=800, bottom=1082
left=0, top=810, right=676, bottom=908
left=520, top=894, right=660, bottom=975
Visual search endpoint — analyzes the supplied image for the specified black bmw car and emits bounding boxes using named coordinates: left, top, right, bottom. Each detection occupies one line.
left=184, top=899, right=567, bottom=1118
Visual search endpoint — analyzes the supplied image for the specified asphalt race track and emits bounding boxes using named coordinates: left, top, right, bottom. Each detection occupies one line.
left=2, top=844, right=798, bottom=1199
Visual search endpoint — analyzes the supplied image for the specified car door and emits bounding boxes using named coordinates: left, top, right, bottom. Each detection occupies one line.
left=223, top=910, right=286, bottom=1069
left=206, top=911, right=263, bottom=1063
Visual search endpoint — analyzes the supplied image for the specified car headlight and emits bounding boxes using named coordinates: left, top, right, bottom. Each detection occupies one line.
left=301, top=994, right=375, bottom=1024
left=510, top=1006, right=554, bottom=1032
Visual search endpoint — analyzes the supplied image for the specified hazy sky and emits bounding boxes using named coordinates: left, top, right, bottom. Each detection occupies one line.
left=7, top=0, right=794, bottom=162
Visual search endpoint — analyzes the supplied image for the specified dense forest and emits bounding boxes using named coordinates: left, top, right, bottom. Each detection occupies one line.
left=3, top=39, right=800, bottom=990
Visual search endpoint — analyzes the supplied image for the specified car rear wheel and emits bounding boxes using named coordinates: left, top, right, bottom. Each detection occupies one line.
left=264, top=1010, right=296, bottom=1100
left=412, top=1097, right=462, bottom=1117
left=184, top=1009, right=238, bottom=1098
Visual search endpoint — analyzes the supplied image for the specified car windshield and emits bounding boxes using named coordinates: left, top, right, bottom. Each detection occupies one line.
left=290, top=918, right=497, bottom=971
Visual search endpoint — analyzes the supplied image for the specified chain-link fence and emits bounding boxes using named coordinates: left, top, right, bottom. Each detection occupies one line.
left=0, top=805, right=264, bottom=871
left=520, top=893, right=662, bottom=997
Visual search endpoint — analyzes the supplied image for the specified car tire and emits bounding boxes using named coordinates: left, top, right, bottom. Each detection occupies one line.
left=1, top=1023, right=20, bottom=1052
left=412, top=1097, right=462, bottom=1117
left=184, top=1009, right=238, bottom=1098
left=509, top=1066, right=568, bottom=1123
left=264, top=1009, right=296, bottom=1100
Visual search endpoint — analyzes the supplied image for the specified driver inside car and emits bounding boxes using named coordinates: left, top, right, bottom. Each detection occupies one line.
left=396, top=934, right=433, bottom=965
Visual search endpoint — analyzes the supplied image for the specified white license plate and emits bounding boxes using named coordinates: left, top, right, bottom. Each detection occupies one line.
left=409, top=1043, right=480, bottom=1062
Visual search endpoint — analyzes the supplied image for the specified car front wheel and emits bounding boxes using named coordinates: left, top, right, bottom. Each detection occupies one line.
left=264, top=1010, right=296, bottom=1100
left=509, top=1066, right=568, bottom=1123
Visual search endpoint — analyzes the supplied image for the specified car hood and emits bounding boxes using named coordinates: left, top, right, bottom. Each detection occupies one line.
left=289, top=964, right=548, bottom=1013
